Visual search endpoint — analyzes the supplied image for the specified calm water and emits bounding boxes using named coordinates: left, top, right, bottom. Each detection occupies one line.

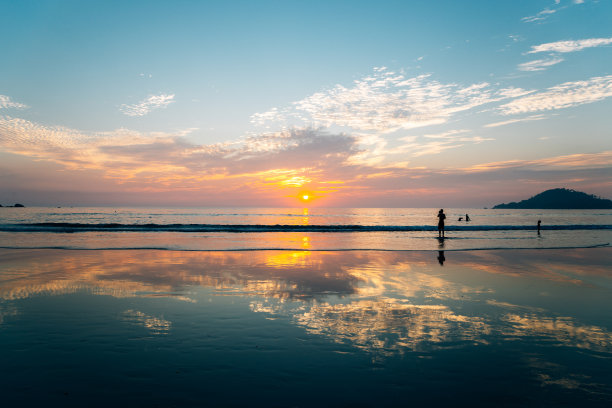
left=0, top=248, right=611, bottom=407
left=1, top=207, right=611, bottom=250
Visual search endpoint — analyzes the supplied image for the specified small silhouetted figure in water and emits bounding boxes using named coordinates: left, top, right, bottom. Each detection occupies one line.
left=465, top=214, right=470, bottom=222
left=537, top=220, right=541, bottom=235
left=437, top=209, right=446, bottom=238
left=458, top=216, right=463, bottom=221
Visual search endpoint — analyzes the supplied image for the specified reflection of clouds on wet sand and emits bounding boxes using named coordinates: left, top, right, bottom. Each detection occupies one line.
left=346, top=260, right=492, bottom=300
left=121, top=309, right=172, bottom=335
left=1, top=248, right=611, bottom=357
left=526, top=357, right=609, bottom=395
left=0, top=303, right=18, bottom=325
left=293, top=299, right=490, bottom=355
left=0, top=250, right=361, bottom=302
left=502, top=313, right=612, bottom=353
left=249, top=297, right=612, bottom=358
left=453, top=248, right=612, bottom=285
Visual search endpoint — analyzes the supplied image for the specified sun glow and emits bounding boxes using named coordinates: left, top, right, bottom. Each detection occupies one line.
left=298, top=192, right=313, bottom=203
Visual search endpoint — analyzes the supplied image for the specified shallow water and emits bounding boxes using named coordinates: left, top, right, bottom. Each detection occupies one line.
left=1, top=207, right=611, bottom=251
left=1, top=248, right=611, bottom=407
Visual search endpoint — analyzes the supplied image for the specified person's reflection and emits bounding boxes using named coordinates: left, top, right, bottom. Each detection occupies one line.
left=437, top=251, right=446, bottom=265
left=437, top=237, right=445, bottom=265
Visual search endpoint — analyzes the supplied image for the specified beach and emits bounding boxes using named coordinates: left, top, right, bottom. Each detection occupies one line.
left=4, top=1, right=612, bottom=405
left=1, top=245, right=611, bottom=406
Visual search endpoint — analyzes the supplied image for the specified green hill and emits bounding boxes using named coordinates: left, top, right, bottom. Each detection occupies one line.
left=493, top=188, right=612, bottom=209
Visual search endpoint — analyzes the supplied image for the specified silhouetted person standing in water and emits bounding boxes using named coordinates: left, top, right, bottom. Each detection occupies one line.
left=465, top=214, right=470, bottom=222
left=537, top=220, right=541, bottom=235
left=437, top=209, right=446, bottom=238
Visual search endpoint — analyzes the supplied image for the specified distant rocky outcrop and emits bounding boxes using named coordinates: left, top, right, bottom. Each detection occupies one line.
left=0, top=203, right=26, bottom=208
left=493, top=188, right=612, bottom=209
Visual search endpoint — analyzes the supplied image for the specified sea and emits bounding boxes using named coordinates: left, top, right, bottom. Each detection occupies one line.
left=0, top=206, right=611, bottom=251
left=1, top=207, right=611, bottom=406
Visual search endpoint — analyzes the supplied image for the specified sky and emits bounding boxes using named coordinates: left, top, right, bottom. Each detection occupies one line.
left=1, top=0, right=611, bottom=207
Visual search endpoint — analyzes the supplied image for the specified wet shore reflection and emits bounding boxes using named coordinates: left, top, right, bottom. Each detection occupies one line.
left=1, top=247, right=611, bottom=404
left=1, top=248, right=611, bottom=355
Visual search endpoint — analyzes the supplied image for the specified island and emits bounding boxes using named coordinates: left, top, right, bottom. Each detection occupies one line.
left=493, top=188, right=612, bottom=209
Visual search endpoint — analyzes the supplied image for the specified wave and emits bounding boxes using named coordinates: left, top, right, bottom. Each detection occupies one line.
left=0, top=243, right=609, bottom=252
left=1, top=222, right=611, bottom=233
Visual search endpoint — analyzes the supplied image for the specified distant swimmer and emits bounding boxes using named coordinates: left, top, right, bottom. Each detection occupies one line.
left=465, top=214, right=470, bottom=222
left=458, top=217, right=463, bottom=221
left=537, top=220, right=541, bottom=234
left=437, top=209, right=446, bottom=238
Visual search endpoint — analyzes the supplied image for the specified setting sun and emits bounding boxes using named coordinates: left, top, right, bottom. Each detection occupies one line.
left=302, top=194, right=309, bottom=201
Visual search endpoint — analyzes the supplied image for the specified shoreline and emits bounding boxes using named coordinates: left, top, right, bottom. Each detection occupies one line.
left=0, top=243, right=610, bottom=252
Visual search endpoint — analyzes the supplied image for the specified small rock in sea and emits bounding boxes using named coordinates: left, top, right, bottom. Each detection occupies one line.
left=13, top=203, right=25, bottom=207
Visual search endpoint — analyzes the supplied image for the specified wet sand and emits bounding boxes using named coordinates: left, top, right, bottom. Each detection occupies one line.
left=0, top=247, right=611, bottom=406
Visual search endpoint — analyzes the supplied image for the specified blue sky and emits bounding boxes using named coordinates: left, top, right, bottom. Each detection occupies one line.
left=1, top=0, right=611, bottom=206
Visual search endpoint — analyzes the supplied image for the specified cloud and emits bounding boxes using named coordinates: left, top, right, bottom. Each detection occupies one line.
left=120, top=94, right=175, bottom=117
left=393, top=130, right=493, bottom=158
left=2, top=112, right=610, bottom=206
left=0, top=95, right=28, bottom=110
left=342, top=127, right=496, bottom=167
left=528, top=37, right=612, bottom=54
left=522, top=8, right=557, bottom=23
left=252, top=68, right=525, bottom=133
left=484, top=114, right=547, bottom=128
left=517, top=58, right=564, bottom=71
left=464, top=151, right=612, bottom=172
left=0, top=116, right=360, bottom=196
left=499, top=75, right=612, bottom=115
left=2, top=65, right=611, bottom=207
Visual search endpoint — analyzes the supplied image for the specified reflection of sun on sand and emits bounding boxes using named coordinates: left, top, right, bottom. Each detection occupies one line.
left=264, top=251, right=312, bottom=268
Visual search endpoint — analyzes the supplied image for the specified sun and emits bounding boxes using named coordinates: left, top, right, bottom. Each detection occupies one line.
left=296, top=190, right=320, bottom=204
left=298, top=192, right=313, bottom=203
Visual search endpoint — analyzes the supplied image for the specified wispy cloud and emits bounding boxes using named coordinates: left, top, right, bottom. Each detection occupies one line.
left=120, top=94, right=175, bottom=117
left=528, top=37, right=612, bottom=54
left=252, top=68, right=526, bottom=133
left=0, top=95, right=28, bottom=110
left=499, top=75, right=612, bottom=115
left=464, top=151, right=612, bottom=172
left=484, top=115, right=547, bottom=128
left=522, top=8, right=557, bottom=23
left=396, top=130, right=493, bottom=157
left=522, top=0, right=588, bottom=24
left=517, top=58, right=564, bottom=71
